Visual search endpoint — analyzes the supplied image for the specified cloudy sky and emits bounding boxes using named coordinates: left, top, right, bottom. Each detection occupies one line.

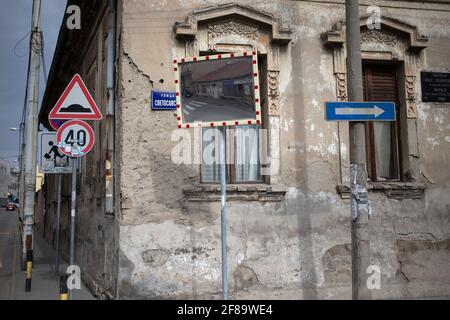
left=0, top=0, right=67, bottom=168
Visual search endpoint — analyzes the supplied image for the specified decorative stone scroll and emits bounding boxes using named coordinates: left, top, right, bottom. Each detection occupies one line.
left=335, top=73, right=348, bottom=101
left=404, top=52, right=418, bottom=118
left=332, top=46, right=348, bottom=101
left=267, top=70, right=280, bottom=115
left=405, top=76, right=416, bottom=117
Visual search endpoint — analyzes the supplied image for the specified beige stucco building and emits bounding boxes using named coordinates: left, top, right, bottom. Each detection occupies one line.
left=39, top=0, right=450, bottom=299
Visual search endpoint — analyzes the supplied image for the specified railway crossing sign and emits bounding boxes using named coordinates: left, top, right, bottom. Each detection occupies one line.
left=56, top=119, right=95, bottom=157
left=49, top=74, right=102, bottom=120
left=325, top=101, right=396, bottom=121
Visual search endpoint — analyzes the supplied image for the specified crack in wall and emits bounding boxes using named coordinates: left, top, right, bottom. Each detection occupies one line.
left=392, top=220, right=441, bottom=241
left=396, top=231, right=441, bottom=241
left=420, top=170, right=435, bottom=184
left=123, top=50, right=154, bottom=86
left=397, top=259, right=410, bottom=283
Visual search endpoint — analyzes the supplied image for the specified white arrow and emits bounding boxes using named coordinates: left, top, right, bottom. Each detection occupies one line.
left=335, top=105, right=385, bottom=118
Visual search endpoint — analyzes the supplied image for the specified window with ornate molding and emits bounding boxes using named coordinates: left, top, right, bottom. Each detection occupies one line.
left=174, top=3, right=292, bottom=190
left=323, top=16, right=429, bottom=198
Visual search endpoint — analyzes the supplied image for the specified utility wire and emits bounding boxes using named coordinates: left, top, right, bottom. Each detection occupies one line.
left=13, top=31, right=32, bottom=58
left=40, top=31, right=47, bottom=85
left=19, top=30, right=33, bottom=158
left=21, top=51, right=31, bottom=125
left=38, top=30, right=47, bottom=133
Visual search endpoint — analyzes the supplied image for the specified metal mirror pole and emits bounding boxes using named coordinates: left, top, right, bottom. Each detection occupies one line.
left=55, top=173, right=62, bottom=276
left=69, top=157, right=77, bottom=300
left=219, top=126, right=228, bottom=300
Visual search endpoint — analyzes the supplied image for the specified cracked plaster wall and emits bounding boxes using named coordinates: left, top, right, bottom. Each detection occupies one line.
left=116, top=0, right=450, bottom=299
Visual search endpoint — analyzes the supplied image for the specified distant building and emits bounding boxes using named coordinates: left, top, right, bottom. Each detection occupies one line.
left=8, top=167, right=19, bottom=200
left=0, top=159, right=11, bottom=206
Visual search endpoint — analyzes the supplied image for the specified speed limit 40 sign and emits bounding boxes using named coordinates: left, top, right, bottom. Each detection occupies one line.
left=56, top=119, right=95, bottom=157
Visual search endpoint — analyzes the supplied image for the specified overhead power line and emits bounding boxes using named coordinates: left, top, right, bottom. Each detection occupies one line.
left=40, top=31, right=48, bottom=85
left=13, top=31, right=32, bottom=58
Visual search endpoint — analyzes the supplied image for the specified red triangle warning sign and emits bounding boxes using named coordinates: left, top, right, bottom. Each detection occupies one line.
left=49, top=74, right=102, bottom=120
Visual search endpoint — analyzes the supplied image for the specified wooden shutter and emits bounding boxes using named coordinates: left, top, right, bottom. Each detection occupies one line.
left=363, top=65, right=397, bottom=103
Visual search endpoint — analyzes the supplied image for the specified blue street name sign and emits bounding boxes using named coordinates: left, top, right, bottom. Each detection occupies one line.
left=325, top=101, right=396, bottom=121
left=151, top=91, right=176, bottom=110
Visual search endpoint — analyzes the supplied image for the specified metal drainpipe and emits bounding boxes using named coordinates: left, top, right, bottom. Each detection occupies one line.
left=105, top=0, right=116, bottom=215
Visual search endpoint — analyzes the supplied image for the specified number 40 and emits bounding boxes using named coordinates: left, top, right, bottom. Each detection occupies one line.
left=65, top=129, right=86, bottom=146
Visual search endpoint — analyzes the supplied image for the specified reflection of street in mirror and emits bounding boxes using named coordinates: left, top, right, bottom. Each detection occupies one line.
left=180, top=56, right=256, bottom=123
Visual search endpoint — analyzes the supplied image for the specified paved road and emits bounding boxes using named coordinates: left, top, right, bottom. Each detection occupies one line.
left=0, top=207, right=94, bottom=300
left=0, top=207, right=19, bottom=300
left=182, top=95, right=256, bottom=123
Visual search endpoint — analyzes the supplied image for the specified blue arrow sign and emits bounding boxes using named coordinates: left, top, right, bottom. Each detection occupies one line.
left=325, top=101, right=396, bottom=121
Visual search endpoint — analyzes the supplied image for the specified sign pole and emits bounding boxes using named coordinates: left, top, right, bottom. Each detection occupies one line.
left=219, top=126, right=228, bottom=300
left=68, top=157, right=77, bottom=300
left=55, top=173, right=62, bottom=276
left=345, top=0, right=372, bottom=300
left=172, top=53, right=260, bottom=300
left=50, top=73, right=101, bottom=299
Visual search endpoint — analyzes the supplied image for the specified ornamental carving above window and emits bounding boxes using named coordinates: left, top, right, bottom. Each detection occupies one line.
left=361, top=29, right=398, bottom=46
left=208, top=21, right=259, bottom=41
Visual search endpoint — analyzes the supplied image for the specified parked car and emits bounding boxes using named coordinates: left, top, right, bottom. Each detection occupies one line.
left=6, top=202, right=16, bottom=211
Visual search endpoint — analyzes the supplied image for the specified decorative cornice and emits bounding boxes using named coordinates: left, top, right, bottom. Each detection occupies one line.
left=322, top=16, right=428, bottom=52
left=174, top=3, right=292, bottom=44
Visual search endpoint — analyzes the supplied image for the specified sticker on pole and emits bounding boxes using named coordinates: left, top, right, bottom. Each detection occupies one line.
left=56, top=120, right=95, bottom=157
left=49, top=74, right=102, bottom=120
